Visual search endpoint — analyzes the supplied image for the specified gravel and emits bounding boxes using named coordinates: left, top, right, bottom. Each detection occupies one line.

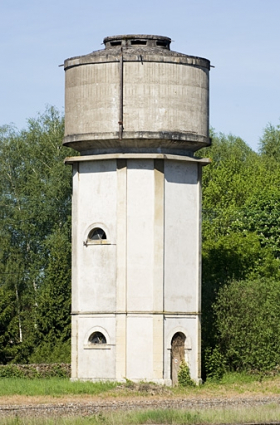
left=1, top=395, right=280, bottom=418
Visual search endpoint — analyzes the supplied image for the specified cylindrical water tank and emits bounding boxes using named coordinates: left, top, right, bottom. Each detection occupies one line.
left=64, top=34, right=210, bottom=155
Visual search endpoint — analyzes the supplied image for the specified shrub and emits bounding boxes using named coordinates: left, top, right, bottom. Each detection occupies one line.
left=214, top=278, right=280, bottom=372
left=0, top=365, right=24, bottom=378
left=204, top=346, right=226, bottom=380
left=0, top=363, right=70, bottom=378
left=178, top=360, right=195, bottom=387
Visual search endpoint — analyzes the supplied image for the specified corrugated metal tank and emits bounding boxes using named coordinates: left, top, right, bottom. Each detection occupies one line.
left=64, top=35, right=210, bottom=155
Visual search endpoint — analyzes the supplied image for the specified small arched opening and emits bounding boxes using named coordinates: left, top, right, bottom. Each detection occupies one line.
left=88, top=331, right=107, bottom=345
left=88, top=228, right=107, bottom=241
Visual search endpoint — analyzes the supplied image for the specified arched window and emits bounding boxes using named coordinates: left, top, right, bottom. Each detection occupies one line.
left=84, top=226, right=109, bottom=246
left=88, top=228, right=107, bottom=241
left=88, top=331, right=107, bottom=344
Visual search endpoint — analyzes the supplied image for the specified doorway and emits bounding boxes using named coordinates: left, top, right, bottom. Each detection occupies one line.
left=171, top=332, right=186, bottom=385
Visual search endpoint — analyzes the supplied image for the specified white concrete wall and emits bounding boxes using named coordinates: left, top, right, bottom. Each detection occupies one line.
left=71, top=156, right=202, bottom=382
left=126, top=315, right=154, bottom=380
left=164, top=161, right=199, bottom=313
left=75, top=160, right=117, bottom=313
left=164, top=316, right=200, bottom=381
left=126, top=160, right=154, bottom=312
left=71, top=159, right=118, bottom=380
left=77, top=316, right=116, bottom=379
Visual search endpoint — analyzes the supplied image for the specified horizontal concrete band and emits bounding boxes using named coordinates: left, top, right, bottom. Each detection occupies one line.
left=71, top=311, right=201, bottom=316
left=64, top=131, right=210, bottom=144
left=65, top=152, right=211, bottom=165
left=64, top=55, right=210, bottom=70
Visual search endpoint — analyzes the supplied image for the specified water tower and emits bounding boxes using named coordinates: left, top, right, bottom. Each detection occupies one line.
left=63, top=35, right=210, bottom=384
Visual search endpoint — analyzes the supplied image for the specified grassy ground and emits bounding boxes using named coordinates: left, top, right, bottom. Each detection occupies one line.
left=0, top=378, right=118, bottom=397
left=0, top=373, right=280, bottom=424
left=1, top=372, right=280, bottom=398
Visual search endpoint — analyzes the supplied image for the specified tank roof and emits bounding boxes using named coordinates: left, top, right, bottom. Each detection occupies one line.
left=64, top=34, right=210, bottom=70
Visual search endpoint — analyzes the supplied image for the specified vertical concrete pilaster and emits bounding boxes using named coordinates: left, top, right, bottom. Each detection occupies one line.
left=71, top=163, right=79, bottom=313
left=71, top=163, right=79, bottom=380
left=196, top=164, right=202, bottom=380
left=153, top=160, right=164, bottom=379
left=115, top=159, right=127, bottom=380
left=71, top=316, right=78, bottom=379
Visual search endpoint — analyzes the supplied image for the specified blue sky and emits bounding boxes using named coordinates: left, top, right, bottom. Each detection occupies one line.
left=1, top=0, right=279, bottom=152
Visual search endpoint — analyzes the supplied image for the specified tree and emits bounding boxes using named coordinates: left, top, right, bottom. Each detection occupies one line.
left=198, top=129, right=280, bottom=376
left=231, top=189, right=280, bottom=259
left=0, top=106, right=74, bottom=363
left=30, top=224, right=71, bottom=363
left=259, top=122, right=280, bottom=159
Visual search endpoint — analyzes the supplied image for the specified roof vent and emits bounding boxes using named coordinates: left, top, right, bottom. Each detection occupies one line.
left=103, top=34, right=171, bottom=50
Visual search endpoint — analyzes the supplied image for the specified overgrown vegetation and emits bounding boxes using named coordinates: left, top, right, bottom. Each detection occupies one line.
left=1, top=107, right=280, bottom=380
left=178, top=360, right=195, bottom=387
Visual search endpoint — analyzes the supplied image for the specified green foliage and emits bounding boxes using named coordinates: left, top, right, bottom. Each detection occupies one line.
left=198, top=126, right=280, bottom=378
left=259, top=122, right=280, bottom=159
left=232, top=189, right=280, bottom=258
left=0, top=364, right=70, bottom=378
left=31, top=224, right=72, bottom=363
left=203, top=231, right=279, bottom=286
left=29, top=340, right=70, bottom=364
left=214, top=278, right=280, bottom=372
left=219, top=371, right=260, bottom=385
left=204, top=347, right=226, bottom=381
left=198, top=132, right=258, bottom=211
left=178, top=360, right=195, bottom=387
left=0, top=106, right=74, bottom=364
left=0, top=365, right=25, bottom=378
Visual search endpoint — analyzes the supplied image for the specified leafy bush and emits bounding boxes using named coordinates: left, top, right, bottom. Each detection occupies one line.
left=0, top=365, right=24, bottom=378
left=204, top=347, right=226, bottom=380
left=0, top=364, right=70, bottom=378
left=178, top=360, right=195, bottom=387
left=213, top=278, right=280, bottom=372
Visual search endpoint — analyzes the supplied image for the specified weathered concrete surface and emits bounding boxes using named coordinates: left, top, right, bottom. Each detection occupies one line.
left=70, top=155, right=205, bottom=383
left=64, top=35, right=210, bottom=154
left=64, top=35, right=210, bottom=385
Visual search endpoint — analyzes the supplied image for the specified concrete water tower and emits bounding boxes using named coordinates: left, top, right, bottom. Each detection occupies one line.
left=63, top=34, right=210, bottom=384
